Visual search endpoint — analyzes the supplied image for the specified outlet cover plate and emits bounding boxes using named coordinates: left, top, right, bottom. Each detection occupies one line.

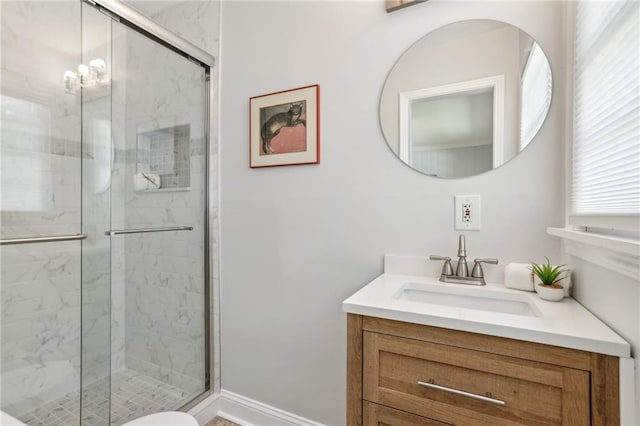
left=455, top=195, right=481, bottom=230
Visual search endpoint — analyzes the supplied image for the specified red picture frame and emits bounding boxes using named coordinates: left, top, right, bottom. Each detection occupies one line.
left=386, top=0, right=425, bottom=13
left=250, top=84, right=320, bottom=168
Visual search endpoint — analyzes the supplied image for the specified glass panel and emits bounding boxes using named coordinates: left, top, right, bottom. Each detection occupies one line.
left=81, top=3, right=113, bottom=425
left=108, top=17, right=207, bottom=425
left=1, top=1, right=82, bottom=425
left=2, top=3, right=208, bottom=424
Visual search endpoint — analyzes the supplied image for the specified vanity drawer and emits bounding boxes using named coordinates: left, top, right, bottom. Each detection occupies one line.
left=363, top=332, right=590, bottom=426
left=364, top=401, right=451, bottom=426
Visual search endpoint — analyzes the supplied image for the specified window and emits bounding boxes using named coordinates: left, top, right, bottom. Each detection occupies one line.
left=570, top=0, right=640, bottom=232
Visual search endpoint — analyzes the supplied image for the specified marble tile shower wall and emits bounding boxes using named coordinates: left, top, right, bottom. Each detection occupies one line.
left=1, top=1, right=83, bottom=415
left=116, top=28, right=206, bottom=394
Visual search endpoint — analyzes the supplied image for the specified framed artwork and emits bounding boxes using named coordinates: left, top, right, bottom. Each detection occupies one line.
left=250, top=84, right=319, bottom=168
left=386, top=0, right=425, bottom=13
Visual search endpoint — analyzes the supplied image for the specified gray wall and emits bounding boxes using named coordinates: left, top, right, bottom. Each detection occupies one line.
left=219, top=1, right=566, bottom=424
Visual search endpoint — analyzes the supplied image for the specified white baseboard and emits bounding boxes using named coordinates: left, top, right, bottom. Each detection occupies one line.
left=189, top=392, right=222, bottom=425
left=189, top=389, right=325, bottom=426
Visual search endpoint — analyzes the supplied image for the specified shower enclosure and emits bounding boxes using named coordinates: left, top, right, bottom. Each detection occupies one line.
left=0, top=1, right=214, bottom=424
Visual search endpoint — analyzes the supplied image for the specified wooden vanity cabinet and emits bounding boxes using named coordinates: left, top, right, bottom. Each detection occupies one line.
left=347, top=314, right=620, bottom=426
left=364, top=401, right=452, bottom=425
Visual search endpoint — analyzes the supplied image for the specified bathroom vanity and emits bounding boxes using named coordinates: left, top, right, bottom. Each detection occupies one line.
left=343, top=256, right=631, bottom=426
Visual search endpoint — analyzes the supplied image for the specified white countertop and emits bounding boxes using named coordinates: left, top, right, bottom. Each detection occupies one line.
left=343, top=271, right=630, bottom=358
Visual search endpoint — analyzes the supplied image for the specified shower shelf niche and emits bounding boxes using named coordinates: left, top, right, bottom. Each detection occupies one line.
left=136, top=123, right=191, bottom=192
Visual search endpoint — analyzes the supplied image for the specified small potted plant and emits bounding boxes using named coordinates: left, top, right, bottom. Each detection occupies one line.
left=529, top=257, right=569, bottom=302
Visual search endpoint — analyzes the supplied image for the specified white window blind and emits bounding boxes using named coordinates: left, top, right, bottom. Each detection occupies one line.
left=520, top=43, right=552, bottom=150
left=571, top=1, right=640, bottom=224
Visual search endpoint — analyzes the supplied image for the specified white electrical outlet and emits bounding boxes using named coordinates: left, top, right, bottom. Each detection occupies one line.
left=455, top=195, right=481, bottom=230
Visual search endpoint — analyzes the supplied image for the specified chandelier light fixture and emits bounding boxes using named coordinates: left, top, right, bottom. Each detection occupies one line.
left=64, top=58, right=108, bottom=93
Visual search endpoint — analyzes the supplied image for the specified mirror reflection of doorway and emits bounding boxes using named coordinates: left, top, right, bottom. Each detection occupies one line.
left=399, top=75, right=504, bottom=178
left=410, top=88, right=494, bottom=178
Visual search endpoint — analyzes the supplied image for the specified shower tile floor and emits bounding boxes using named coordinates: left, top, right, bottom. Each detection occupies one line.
left=19, top=369, right=195, bottom=426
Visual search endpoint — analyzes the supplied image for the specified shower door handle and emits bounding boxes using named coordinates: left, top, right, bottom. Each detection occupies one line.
left=105, top=226, right=194, bottom=236
left=0, top=234, right=87, bottom=246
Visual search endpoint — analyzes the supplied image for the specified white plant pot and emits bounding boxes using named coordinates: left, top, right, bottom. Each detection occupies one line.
left=536, top=283, right=565, bottom=302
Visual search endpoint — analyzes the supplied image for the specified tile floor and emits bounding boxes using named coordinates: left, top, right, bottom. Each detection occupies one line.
left=18, top=369, right=197, bottom=426
left=205, top=417, right=240, bottom=426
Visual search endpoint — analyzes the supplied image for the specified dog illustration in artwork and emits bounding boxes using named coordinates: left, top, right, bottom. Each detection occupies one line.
left=261, top=103, right=306, bottom=154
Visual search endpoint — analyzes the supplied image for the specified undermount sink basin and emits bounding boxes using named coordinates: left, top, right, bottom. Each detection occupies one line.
left=393, top=282, right=542, bottom=317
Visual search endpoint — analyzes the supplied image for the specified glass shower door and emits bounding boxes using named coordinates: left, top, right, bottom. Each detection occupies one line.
left=2, top=1, right=209, bottom=424
left=100, top=7, right=209, bottom=424
left=1, top=1, right=83, bottom=424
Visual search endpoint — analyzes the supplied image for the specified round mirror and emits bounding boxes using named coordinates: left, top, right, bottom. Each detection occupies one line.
left=380, top=20, right=552, bottom=178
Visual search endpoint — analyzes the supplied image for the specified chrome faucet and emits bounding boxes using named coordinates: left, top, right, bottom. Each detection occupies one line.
left=429, top=234, right=498, bottom=286
left=455, top=234, right=468, bottom=277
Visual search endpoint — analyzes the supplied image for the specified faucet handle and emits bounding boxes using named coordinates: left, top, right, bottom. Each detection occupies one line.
left=471, top=258, right=499, bottom=278
left=430, top=255, right=454, bottom=276
left=429, top=255, right=449, bottom=260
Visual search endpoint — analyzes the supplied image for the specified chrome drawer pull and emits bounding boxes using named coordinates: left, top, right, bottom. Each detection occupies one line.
left=417, top=379, right=506, bottom=406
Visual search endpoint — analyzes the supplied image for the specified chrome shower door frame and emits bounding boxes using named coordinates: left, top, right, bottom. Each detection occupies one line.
left=82, top=0, right=217, bottom=412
